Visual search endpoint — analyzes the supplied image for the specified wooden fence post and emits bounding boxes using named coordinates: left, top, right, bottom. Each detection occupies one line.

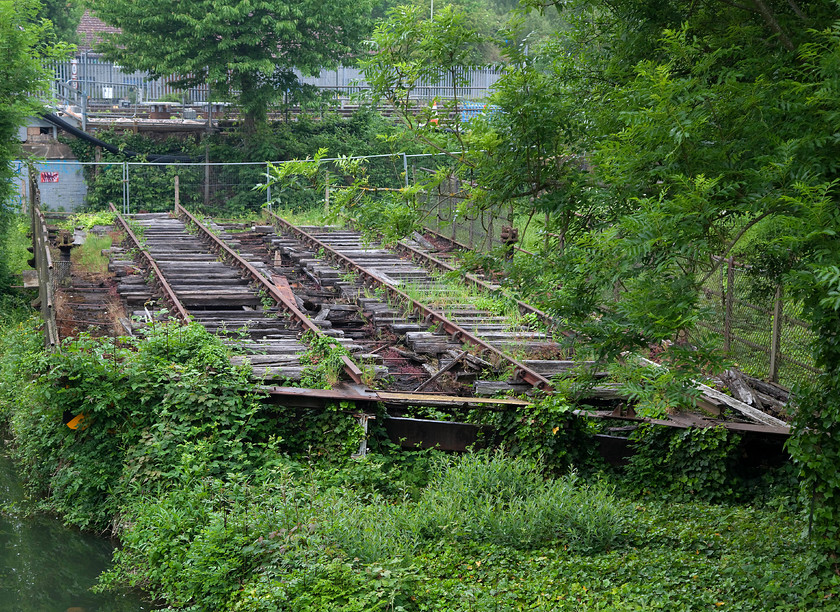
left=724, top=257, right=734, bottom=353
left=204, top=140, right=210, bottom=208
left=769, top=284, right=783, bottom=383
left=324, top=169, right=330, bottom=214
left=174, top=175, right=179, bottom=210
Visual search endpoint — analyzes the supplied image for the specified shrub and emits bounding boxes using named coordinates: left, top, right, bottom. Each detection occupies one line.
left=408, top=452, right=627, bottom=552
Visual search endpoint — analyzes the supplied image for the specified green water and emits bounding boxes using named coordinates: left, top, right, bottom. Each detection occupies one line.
left=0, top=447, right=152, bottom=612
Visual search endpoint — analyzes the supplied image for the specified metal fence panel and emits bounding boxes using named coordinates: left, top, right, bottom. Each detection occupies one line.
left=48, top=57, right=501, bottom=105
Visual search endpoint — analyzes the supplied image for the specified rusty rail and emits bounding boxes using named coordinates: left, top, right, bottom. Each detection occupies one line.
left=110, top=204, right=191, bottom=323
left=265, top=210, right=554, bottom=391
left=175, top=204, right=363, bottom=384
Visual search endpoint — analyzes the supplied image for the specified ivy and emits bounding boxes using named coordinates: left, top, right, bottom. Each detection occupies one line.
left=8, top=320, right=272, bottom=529
left=477, top=392, right=603, bottom=474
left=624, top=425, right=741, bottom=504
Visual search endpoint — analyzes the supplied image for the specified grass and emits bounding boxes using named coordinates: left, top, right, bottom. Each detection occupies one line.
left=399, top=272, right=540, bottom=333
left=71, top=233, right=113, bottom=277
left=267, top=205, right=339, bottom=228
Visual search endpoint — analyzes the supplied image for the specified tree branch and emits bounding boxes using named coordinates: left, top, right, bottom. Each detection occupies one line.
left=750, top=0, right=796, bottom=51
left=786, top=0, right=808, bottom=22
left=698, top=208, right=776, bottom=286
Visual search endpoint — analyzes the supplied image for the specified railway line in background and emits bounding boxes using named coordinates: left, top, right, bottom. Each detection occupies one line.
left=32, top=205, right=789, bottom=451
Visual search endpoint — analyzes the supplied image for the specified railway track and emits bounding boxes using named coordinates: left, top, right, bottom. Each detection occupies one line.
left=111, top=207, right=365, bottom=384
left=109, top=204, right=578, bottom=396
left=263, top=212, right=571, bottom=391
left=103, top=205, right=789, bottom=439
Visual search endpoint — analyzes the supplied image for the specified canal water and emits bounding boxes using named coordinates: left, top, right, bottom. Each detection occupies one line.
left=0, top=444, right=152, bottom=612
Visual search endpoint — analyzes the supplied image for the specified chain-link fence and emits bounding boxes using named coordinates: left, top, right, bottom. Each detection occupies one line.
left=417, top=171, right=518, bottom=253
left=695, top=257, right=818, bottom=389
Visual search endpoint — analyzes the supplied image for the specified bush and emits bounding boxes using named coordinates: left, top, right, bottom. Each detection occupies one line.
left=408, top=452, right=627, bottom=552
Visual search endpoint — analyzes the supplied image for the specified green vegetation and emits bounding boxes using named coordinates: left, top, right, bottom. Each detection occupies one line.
left=356, top=1, right=840, bottom=566
left=90, top=0, right=375, bottom=128
left=72, top=233, right=112, bottom=276
left=0, top=0, right=69, bottom=294
left=4, top=0, right=840, bottom=606
left=36, top=0, right=83, bottom=43
left=0, top=289, right=832, bottom=608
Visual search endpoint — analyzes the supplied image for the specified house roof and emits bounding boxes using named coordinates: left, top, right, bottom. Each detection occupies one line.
left=76, top=10, right=120, bottom=53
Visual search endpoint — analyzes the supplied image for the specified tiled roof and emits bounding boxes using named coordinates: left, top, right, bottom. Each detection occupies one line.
left=76, top=10, right=120, bottom=52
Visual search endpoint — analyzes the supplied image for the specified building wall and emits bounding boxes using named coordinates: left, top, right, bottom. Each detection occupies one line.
left=13, top=160, right=89, bottom=212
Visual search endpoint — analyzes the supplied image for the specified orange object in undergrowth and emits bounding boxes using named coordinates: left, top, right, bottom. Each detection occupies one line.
left=430, top=100, right=439, bottom=125
left=66, top=413, right=87, bottom=430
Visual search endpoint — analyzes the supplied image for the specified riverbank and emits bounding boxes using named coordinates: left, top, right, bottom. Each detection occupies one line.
left=0, top=301, right=836, bottom=609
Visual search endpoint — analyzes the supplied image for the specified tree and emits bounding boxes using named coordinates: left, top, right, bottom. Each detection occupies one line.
left=90, top=0, right=375, bottom=128
left=0, top=0, right=70, bottom=292
left=363, top=0, right=840, bottom=564
left=37, top=0, right=83, bottom=43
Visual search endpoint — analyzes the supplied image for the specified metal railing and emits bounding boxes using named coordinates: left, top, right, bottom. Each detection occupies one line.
left=30, top=197, right=60, bottom=350
left=46, top=56, right=501, bottom=111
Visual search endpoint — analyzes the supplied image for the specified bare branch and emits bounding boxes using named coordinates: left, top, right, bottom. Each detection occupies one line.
left=750, top=0, right=796, bottom=50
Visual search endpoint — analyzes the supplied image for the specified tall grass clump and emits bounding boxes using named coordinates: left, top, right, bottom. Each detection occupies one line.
left=407, top=452, right=627, bottom=552
left=72, top=233, right=112, bottom=276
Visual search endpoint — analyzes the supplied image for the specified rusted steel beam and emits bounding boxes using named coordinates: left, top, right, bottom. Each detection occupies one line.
left=262, top=385, right=530, bottom=408
left=383, top=416, right=489, bottom=451
left=109, top=204, right=191, bottom=323
left=375, top=390, right=529, bottom=407
left=265, top=210, right=554, bottom=391
left=175, top=204, right=364, bottom=384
